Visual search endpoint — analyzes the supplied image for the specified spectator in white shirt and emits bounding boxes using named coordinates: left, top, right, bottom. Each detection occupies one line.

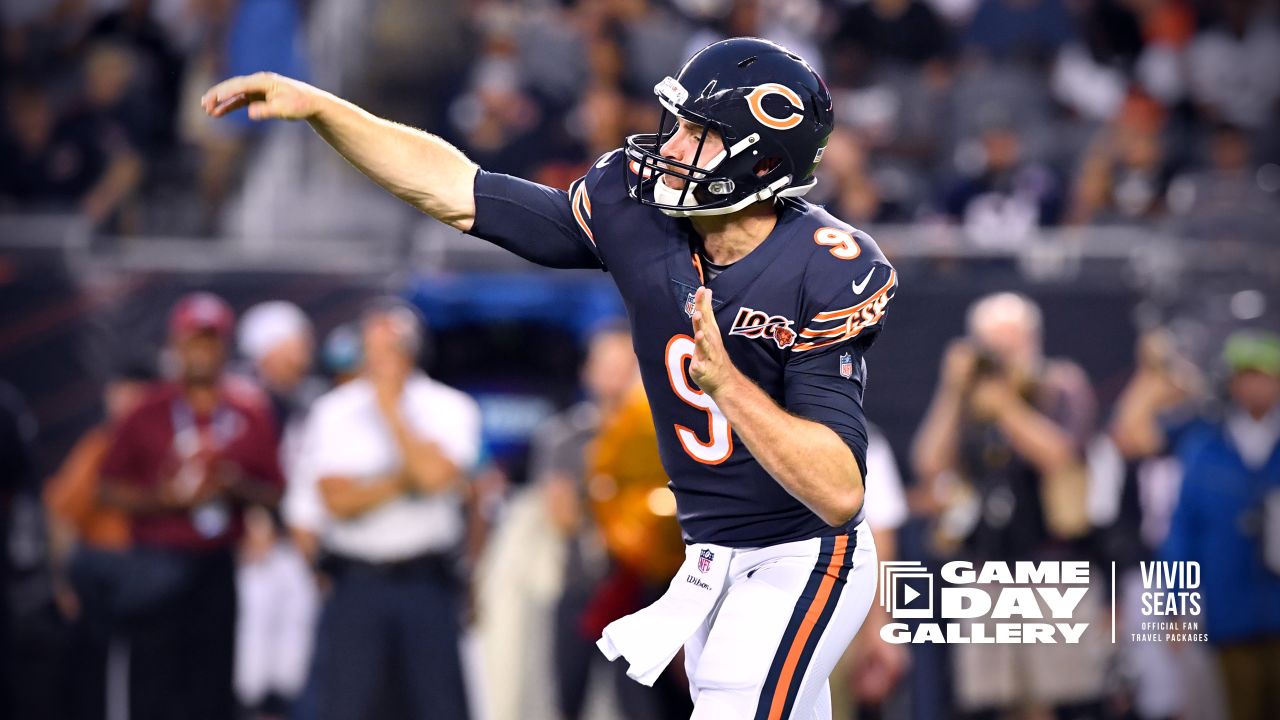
left=285, top=299, right=481, bottom=720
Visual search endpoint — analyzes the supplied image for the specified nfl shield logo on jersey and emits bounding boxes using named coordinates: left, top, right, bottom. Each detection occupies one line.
left=684, top=292, right=697, bottom=318
left=839, top=352, right=853, bottom=379
left=698, top=548, right=715, bottom=573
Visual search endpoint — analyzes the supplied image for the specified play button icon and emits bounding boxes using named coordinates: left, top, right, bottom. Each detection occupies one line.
left=880, top=561, right=934, bottom=618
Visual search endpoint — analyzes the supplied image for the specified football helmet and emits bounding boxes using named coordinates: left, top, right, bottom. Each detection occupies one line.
left=624, top=37, right=834, bottom=217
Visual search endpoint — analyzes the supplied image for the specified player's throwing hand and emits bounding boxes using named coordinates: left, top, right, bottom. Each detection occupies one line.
left=689, top=286, right=739, bottom=396
left=201, top=72, right=323, bottom=121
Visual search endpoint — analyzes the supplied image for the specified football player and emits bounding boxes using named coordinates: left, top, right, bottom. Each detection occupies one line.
left=204, top=37, right=896, bottom=720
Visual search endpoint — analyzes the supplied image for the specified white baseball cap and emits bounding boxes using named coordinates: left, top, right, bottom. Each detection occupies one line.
left=238, top=301, right=312, bottom=363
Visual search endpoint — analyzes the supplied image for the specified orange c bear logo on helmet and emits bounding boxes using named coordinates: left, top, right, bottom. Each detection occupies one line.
left=746, top=83, right=805, bottom=130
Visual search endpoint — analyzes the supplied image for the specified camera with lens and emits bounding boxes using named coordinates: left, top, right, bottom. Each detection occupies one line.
left=971, top=346, right=1005, bottom=379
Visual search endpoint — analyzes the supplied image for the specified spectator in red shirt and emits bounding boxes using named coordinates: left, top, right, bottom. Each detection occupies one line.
left=100, top=292, right=283, bottom=720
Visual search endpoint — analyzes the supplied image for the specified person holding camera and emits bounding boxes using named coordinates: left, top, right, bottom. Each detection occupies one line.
left=912, top=292, right=1103, bottom=720
left=1112, top=329, right=1280, bottom=720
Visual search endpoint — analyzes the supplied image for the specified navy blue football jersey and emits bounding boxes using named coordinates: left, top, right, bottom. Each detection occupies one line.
left=472, top=150, right=897, bottom=547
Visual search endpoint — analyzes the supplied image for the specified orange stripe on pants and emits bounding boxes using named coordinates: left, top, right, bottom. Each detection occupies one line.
left=766, top=534, right=848, bottom=720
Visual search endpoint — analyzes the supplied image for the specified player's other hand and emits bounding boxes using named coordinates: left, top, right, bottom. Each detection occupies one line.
left=689, top=286, right=739, bottom=396
left=201, top=72, right=322, bottom=121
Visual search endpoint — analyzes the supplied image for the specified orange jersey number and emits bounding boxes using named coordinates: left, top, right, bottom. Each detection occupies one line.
left=664, top=334, right=733, bottom=465
left=813, top=227, right=862, bottom=260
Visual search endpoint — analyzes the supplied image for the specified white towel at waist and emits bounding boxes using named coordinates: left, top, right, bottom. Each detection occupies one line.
left=597, top=543, right=731, bottom=686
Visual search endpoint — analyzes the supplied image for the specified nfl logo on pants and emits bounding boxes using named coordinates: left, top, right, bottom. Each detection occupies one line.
left=698, top=548, right=715, bottom=573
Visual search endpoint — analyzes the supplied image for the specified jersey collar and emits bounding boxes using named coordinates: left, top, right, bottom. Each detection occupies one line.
left=671, top=201, right=800, bottom=310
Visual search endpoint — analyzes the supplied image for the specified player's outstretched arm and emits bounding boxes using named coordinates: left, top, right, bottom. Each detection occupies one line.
left=202, top=73, right=478, bottom=230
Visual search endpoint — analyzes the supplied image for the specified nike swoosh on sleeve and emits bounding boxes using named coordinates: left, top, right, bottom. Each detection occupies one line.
left=851, top=269, right=875, bottom=295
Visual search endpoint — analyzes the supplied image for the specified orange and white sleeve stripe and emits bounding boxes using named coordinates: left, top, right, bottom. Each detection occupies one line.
left=790, top=269, right=896, bottom=353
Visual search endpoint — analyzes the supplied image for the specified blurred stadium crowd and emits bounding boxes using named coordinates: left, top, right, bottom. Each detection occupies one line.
left=1, top=1, right=1279, bottom=720
left=2, top=0, right=1279, bottom=240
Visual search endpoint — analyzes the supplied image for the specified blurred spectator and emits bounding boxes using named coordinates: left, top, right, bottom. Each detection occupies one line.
left=238, top=301, right=317, bottom=426
left=1067, top=93, right=1172, bottom=225
left=1050, top=43, right=1128, bottom=122
left=235, top=504, right=319, bottom=719
left=540, top=323, right=646, bottom=720
left=1166, top=123, right=1280, bottom=238
left=835, top=59, right=957, bottom=174
left=473, top=455, right=566, bottom=720
left=80, top=0, right=185, bottom=152
left=1131, top=0, right=1197, bottom=104
left=2, top=2, right=1280, bottom=718
left=320, top=321, right=362, bottom=386
left=830, top=0, right=953, bottom=84
left=831, top=425, right=910, bottom=718
left=0, top=380, right=37, bottom=712
left=814, top=126, right=910, bottom=224
left=1077, top=0, right=1145, bottom=68
left=356, top=0, right=472, bottom=129
left=0, top=79, right=141, bottom=226
left=234, top=302, right=323, bottom=720
left=221, top=0, right=308, bottom=126
left=76, top=41, right=160, bottom=159
left=929, top=0, right=984, bottom=26
left=476, top=325, right=691, bottom=720
left=580, top=383, right=692, bottom=720
left=0, top=0, right=1274, bottom=251
left=1046, top=0, right=1142, bottom=121
left=450, top=45, right=550, bottom=178
left=1185, top=0, right=1280, bottom=130
left=267, top=316, right=356, bottom=572
left=944, top=107, right=1064, bottom=240
left=508, top=2, right=591, bottom=111
left=912, top=292, right=1103, bottom=719
left=230, top=300, right=323, bottom=720
left=42, top=359, right=154, bottom=720
left=476, top=321, right=641, bottom=720
left=194, top=0, right=309, bottom=233
left=574, top=83, right=632, bottom=166
left=1091, top=330, right=1212, bottom=720
left=1112, top=329, right=1280, bottom=720
left=963, top=0, right=1076, bottom=66
left=949, top=62, right=1052, bottom=144
left=287, top=299, right=481, bottom=720
left=98, top=292, right=285, bottom=720
left=237, top=300, right=325, bottom=476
